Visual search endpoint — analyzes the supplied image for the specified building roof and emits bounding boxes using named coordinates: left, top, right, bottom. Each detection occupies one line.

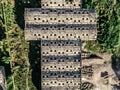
left=41, top=40, right=81, bottom=89
left=24, top=0, right=97, bottom=89
left=41, top=0, right=82, bottom=9
left=25, top=8, right=97, bottom=41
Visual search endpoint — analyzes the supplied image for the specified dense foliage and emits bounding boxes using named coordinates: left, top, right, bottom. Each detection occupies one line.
left=0, top=0, right=36, bottom=90
left=83, top=0, right=120, bottom=56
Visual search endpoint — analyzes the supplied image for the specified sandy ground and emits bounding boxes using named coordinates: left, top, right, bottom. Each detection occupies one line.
left=82, top=53, right=119, bottom=90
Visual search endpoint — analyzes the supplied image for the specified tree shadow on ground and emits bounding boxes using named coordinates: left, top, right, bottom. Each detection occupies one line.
left=82, top=50, right=103, bottom=59
left=86, top=54, right=103, bottom=59
left=0, top=61, right=11, bottom=78
left=29, top=41, right=41, bottom=90
left=0, top=23, right=11, bottom=79
left=14, top=0, right=41, bottom=89
left=14, top=0, right=41, bottom=29
left=111, top=55, right=120, bottom=80
left=0, top=27, right=6, bottom=40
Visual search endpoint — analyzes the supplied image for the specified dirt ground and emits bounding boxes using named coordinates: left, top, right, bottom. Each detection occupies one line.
left=82, top=53, right=119, bottom=90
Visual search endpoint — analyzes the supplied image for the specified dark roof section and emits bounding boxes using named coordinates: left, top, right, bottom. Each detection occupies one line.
left=41, top=40, right=81, bottom=46
left=42, top=55, right=81, bottom=62
left=26, top=24, right=97, bottom=30
left=25, top=8, right=96, bottom=14
left=42, top=71, right=81, bottom=78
